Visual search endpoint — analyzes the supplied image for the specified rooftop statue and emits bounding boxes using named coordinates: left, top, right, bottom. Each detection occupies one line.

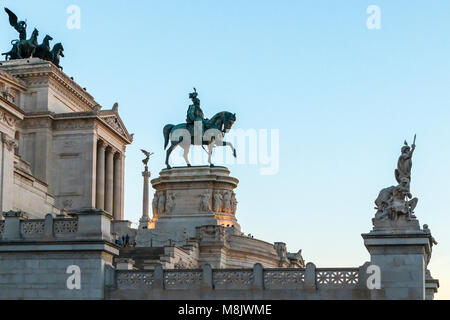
left=163, top=89, right=237, bottom=169
left=5, top=8, right=27, bottom=41
left=141, top=150, right=154, bottom=168
left=2, top=7, right=64, bottom=69
left=374, top=136, right=418, bottom=222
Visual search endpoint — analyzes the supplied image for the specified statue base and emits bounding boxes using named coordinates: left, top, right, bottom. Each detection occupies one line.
left=372, top=215, right=421, bottom=232
left=136, top=166, right=241, bottom=247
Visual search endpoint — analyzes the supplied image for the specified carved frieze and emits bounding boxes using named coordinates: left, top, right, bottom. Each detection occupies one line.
left=0, top=109, right=19, bottom=129
left=54, top=119, right=95, bottom=131
left=21, top=117, right=52, bottom=129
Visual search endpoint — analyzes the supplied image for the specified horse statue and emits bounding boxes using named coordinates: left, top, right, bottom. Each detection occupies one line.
left=163, top=111, right=237, bottom=169
left=50, top=43, right=64, bottom=70
left=2, top=28, right=39, bottom=60
left=34, top=35, right=53, bottom=61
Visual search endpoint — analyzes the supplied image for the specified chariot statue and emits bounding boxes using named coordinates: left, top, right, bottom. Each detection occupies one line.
left=163, top=89, right=237, bottom=169
left=2, top=8, right=64, bottom=69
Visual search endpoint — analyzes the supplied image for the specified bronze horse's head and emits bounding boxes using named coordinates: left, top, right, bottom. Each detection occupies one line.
left=223, top=112, right=236, bottom=133
left=43, top=35, right=53, bottom=43
left=53, top=43, right=64, bottom=57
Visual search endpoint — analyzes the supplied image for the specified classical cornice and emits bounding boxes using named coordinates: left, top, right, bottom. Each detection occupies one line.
left=0, top=96, right=24, bottom=119
left=21, top=111, right=132, bottom=144
left=0, top=58, right=99, bottom=111
left=0, top=70, right=27, bottom=90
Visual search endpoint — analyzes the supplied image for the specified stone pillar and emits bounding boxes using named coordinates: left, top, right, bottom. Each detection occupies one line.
left=95, top=141, right=106, bottom=210
left=2, top=211, right=24, bottom=240
left=0, top=133, right=16, bottom=214
left=105, top=147, right=114, bottom=215
left=139, top=167, right=151, bottom=229
left=362, top=219, right=433, bottom=300
left=113, top=153, right=122, bottom=221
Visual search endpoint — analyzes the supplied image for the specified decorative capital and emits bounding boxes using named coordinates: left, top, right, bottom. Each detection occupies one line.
left=1, top=133, right=17, bottom=152
left=142, top=169, right=151, bottom=179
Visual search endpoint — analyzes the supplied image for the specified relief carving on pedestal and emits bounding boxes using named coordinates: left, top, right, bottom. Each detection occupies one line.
left=199, top=192, right=212, bottom=212
left=166, top=193, right=176, bottom=214
left=213, top=192, right=223, bottom=213
left=223, top=191, right=232, bottom=213
left=157, top=192, right=166, bottom=216
left=231, top=192, right=238, bottom=215
left=209, top=190, right=237, bottom=215
left=152, top=193, right=159, bottom=218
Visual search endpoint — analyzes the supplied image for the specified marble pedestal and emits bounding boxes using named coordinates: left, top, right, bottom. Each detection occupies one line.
left=362, top=216, right=435, bottom=300
left=136, top=166, right=241, bottom=247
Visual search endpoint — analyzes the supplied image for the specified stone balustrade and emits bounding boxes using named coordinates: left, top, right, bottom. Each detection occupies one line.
left=109, top=263, right=368, bottom=300
left=0, top=209, right=112, bottom=241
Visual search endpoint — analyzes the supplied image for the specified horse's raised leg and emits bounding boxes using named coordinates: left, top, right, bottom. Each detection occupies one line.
left=165, top=140, right=182, bottom=169
left=208, top=142, right=215, bottom=167
left=182, top=145, right=191, bottom=167
left=223, top=141, right=237, bottom=158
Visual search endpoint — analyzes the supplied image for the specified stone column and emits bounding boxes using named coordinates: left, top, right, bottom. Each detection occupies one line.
left=139, top=166, right=151, bottom=229
left=1, top=133, right=17, bottom=214
left=95, top=141, right=106, bottom=210
left=113, top=153, right=122, bottom=221
left=105, top=147, right=114, bottom=215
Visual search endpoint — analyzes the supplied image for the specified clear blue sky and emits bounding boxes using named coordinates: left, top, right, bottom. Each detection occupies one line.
left=3, top=0, right=450, bottom=299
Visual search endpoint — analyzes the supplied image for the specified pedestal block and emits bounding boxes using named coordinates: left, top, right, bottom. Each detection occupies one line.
left=137, top=166, right=241, bottom=246
left=362, top=217, right=434, bottom=300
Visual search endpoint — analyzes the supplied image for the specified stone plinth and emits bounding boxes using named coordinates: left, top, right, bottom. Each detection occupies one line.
left=362, top=217, right=435, bottom=300
left=137, top=166, right=241, bottom=246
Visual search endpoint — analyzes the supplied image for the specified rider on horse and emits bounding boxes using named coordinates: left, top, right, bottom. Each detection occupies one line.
left=186, top=88, right=207, bottom=136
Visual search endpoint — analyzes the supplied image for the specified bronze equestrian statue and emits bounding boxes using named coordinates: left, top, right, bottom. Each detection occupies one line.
left=163, top=89, right=237, bottom=169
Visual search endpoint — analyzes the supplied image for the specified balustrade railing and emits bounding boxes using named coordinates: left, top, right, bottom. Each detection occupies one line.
left=115, top=266, right=362, bottom=291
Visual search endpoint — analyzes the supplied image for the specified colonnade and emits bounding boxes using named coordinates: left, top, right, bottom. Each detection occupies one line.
left=95, top=140, right=123, bottom=220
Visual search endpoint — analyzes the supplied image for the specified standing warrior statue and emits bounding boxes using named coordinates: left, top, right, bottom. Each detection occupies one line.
left=186, top=88, right=206, bottom=134
left=395, top=135, right=416, bottom=189
left=374, top=135, right=419, bottom=222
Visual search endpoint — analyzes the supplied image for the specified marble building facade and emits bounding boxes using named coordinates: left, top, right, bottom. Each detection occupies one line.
left=0, top=58, right=132, bottom=220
